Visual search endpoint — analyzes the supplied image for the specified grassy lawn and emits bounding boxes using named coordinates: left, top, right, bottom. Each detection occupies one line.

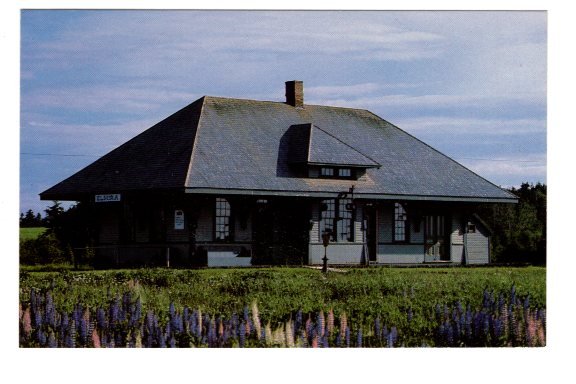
left=19, top=227, right=48, bottom=241
left=20, top=266, right=545, bottom=319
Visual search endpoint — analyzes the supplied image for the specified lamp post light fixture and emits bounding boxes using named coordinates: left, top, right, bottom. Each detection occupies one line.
left=321, top=229, right=331, bottom=274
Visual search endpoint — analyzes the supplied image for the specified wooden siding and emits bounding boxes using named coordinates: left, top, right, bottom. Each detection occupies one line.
left=98, top=208, right=120, bottom=244
left=465, top=218, right=490, bottom=264
left=234, top=212, right=252, bottom=242
left=309, top=243, right=365, bottom=264
left=195, top=204, right=213, bottom=242
left=378, top=204, right=393, bottom=243
left=450, top=214, right=465, bottom=263
left=377, top=244, right=424, bottom=264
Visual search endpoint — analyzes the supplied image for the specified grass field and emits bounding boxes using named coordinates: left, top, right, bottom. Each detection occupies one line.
left=19, top=227, right=48, bottom=241
left=19, top=266, right=545, bottom=346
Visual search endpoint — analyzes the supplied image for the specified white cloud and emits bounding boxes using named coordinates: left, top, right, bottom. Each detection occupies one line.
left=395, top=116, right=546, bottom=136
left=21, top=85, right=201, bottom=113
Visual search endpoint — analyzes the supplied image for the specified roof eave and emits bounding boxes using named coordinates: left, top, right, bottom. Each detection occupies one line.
left=184, top=187, right=518, bottom=203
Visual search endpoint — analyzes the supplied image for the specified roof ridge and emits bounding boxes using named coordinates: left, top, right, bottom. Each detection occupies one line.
left=203, top=95, right=374, bottom=113
left=184, top=96, right=207, bottom=188
left=311, top=124, right=381, bottom=167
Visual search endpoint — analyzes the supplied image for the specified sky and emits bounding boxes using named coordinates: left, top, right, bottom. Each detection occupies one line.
left=19, top=9, right=547, bottom=214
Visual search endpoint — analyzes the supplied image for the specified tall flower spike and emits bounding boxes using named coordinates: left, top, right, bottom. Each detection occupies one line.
left=317, top=311, right=325, bottom=337
left=339, top=312, right=347, bottom=340
left=92, top=328, right=101, bottom=348
left=251, top=300, right=262, bottom=338
left=326, top=309, right=334, bottom=336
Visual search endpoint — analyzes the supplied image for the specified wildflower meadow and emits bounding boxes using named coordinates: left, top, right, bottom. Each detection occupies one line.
left=19, top=267, right=545, bottom=348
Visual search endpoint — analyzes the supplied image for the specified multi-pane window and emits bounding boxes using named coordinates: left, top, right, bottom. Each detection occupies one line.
left=215, top=198, right=231, bottom=241
left=394, top=203, right=408, bottom=242
left=319, top=167, right=354, bottom=179
left=319, top=198, right=354, bottom=242
left=337, top=198, right=353, bottom=242
left=338, top=168, right=351, bottom=178
left=319, top=199, right=335, bottom=239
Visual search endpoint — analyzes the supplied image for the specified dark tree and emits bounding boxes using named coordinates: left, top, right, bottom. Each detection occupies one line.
left=478, top=182, right=546, bottom=265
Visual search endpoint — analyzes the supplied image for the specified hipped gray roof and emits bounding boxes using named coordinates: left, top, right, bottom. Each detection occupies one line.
left=40, top=95, right=517, bottom=202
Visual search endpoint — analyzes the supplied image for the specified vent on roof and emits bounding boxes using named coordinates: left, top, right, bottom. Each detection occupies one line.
left=285, top=80, right=304, bottom=108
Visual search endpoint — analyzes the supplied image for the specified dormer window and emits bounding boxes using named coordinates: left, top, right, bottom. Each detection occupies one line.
left=338, top=168, right=351, bottom=177
left=319, top=166, right=354, bottom=179
left=321, top=167, right=334, bottom=177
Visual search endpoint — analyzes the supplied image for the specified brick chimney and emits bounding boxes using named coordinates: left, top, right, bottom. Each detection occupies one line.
left=285, top=80, right=304, bottom=108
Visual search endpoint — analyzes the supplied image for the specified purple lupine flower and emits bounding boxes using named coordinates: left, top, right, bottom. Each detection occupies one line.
left=387, top=327, right=396, bottom=348
left=47, top=332, right=57, bottom=348
left=207, top=318, right=216, bottom=347
left=374, top=317, right=381, bottom=341
left=523, top=295, right=530, bottom=312
left=407, top=307, right=413, bottom=323
left=538, top=309, right=546, bottom=330
left=30, top=289, right=37, bottom=315
left=169, top=336, right=176, bottom=348
left=34, top=308, right=42, bottom=329
left=59, top=312, right=69, bottom=341
left=317, top=311, right=325, bottom=337
left=345, top=326, right=350, bottom=348
left=498, top=293, right=506, bottom=315
left=44, top=292, right=56, bottom=328
left=159, top=333, right=166, bottom=348
left=64, top=320, right=75, bottom=348
left=456, top=300, right=463, bottom=315
left=165, top=321, right=171, bottom=337
left=356, top=329, right=363, bottom=348
left=96, top=307, right=106, bottom=330
left=78, top=315, right=88, bottom=345
left=445, top=321, right=454, bottom=346
left=230, top=312, right=238, bottom=337
left=335, top=332, right=342, bottom=347
left=37, top=328, right=46, bottom=346
left=169, top=302, right=176, bottom=319
left=109, top=297, right=120, bottom=326
left=239, top=322, right=246, bottom=348
left=295, top=309, right=303, bottom=333
left=190, top=310, right=198, bottom=337
left=322, top=335, right=329, bottom=348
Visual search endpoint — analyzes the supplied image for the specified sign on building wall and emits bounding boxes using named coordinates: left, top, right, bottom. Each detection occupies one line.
left=95, top=194, right=121, bottom=203
left=174, top=209, right=185, bottom=230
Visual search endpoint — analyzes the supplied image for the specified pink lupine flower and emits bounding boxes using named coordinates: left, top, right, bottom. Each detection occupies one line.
left=92, top=329, right=101, bottom=348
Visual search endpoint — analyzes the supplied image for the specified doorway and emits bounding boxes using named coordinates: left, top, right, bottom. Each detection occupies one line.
left=424, top=215, right=448, bottom=261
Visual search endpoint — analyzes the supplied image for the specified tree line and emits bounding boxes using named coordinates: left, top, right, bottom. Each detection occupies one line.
left=477, top=182, right=546, bottom=265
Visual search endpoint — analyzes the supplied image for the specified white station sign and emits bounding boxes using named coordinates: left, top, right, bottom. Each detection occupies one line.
left=95, top=194, right=121, bottom=203
left=174, top=209, right=185, bottom=230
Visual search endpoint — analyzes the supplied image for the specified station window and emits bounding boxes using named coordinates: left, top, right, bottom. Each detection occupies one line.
left=215, top=198, right=231, bottom=241
left=394, top=202, right=408, bottom=242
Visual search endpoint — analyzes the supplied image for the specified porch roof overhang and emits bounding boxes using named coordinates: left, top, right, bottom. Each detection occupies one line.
left=184, top=187, right=518, bottom=204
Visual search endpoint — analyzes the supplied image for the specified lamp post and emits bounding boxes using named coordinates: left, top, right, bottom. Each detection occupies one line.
left=321, top=230, right=331, bottom=274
